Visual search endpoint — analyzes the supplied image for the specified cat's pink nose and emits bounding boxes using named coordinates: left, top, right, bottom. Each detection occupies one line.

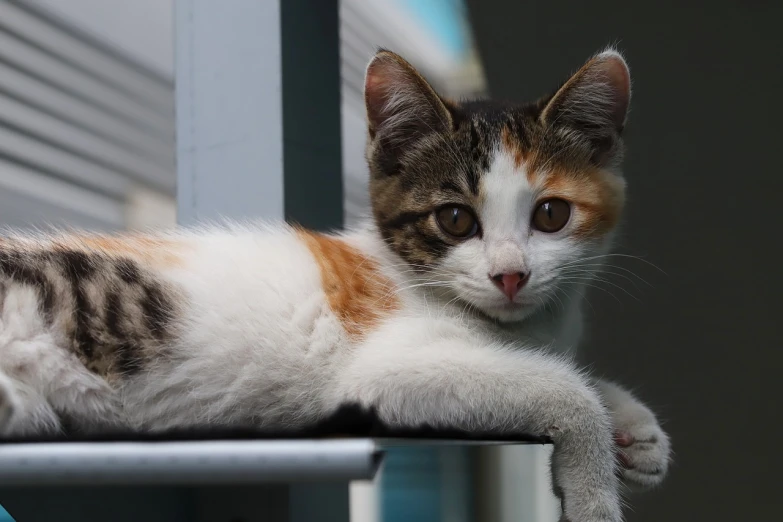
left=490, top=272, right=529, bottom=301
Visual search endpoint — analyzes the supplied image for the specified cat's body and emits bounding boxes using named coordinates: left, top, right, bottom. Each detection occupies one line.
left=0, top=222, right=583, bottom=432
left=0, top=49, right=670, bottom=521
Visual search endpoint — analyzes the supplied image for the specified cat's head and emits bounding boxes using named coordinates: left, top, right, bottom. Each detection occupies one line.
left=364, top=49, right=630, bottom=322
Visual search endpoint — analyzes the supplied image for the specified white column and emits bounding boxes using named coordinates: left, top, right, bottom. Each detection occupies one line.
left=476, top=445, right=560, bottom=522
left=176, top=0, right=284, bottom=225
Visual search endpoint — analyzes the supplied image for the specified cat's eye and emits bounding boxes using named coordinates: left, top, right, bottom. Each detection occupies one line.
left=532, top=199, right=571, bottom=233
left=436, top=206, right=479, bottom=238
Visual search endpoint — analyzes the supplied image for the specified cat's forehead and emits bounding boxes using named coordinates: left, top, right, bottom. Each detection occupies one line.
left=454, top=98, right=539, bottom=120
left=386, top=98, right=600, bottom=205
left=453, top=99, right=586, bottom=162
left=451, top=100, right=539, bottom=144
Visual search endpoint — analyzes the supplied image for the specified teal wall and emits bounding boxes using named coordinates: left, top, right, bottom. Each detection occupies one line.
left=381, top=447, right=473, bottom=522
left=0, top=505, right=13, bottom=521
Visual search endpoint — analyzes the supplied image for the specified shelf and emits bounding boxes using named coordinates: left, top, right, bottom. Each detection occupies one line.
left=377, top=438, right=546, bottom=447
left=0, top=439, right=381, bottom=486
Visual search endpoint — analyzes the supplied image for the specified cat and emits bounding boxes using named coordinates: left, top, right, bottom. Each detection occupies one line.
left=0, top=48, right=670, bottom=521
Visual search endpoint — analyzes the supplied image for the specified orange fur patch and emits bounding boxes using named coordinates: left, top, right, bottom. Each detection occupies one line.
left=500, top=133, right=624, bottom=236
left=298, top=231, right=399, bottom=340
left=538, top=169, right=626, bottom=237
left=55, top=234, right=184, bottom=267
left=501, top=126, right=526, bottom=169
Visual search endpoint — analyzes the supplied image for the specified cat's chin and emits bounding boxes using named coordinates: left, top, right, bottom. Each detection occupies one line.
left=479, top=301, right=538, bottom=323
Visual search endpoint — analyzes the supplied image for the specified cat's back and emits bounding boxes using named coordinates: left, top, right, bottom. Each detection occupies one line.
left=0, top=231, right=191, bottom=382
left=0, top=224, right=402, bottom=383
left=0, top=226, right=324, bottom=378
left=171, top=224, right=413, bottom=363
left=169, top=224, right=355, bottom=360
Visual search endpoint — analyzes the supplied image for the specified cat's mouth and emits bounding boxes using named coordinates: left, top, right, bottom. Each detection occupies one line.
left=501, top=301, right=526, bottom=309
left=447, top=281, right=538, bottom=320
left=479, top=298, right=538, bottom=321
left=496, top=300, right=532, bottom=312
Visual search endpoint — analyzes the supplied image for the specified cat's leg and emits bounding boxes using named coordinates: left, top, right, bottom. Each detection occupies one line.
left=595, top=380, right=671, bottom=490
left=0, top=336, right=123, bottom=436
left=0, top=369, right=60, bottom=436
left=0, top=348, right=121, bottom=437
left=0, top=284, right=125, bottom=436
left=0, top=285, right=62, bottom=436
left=0, top=371, right=20, bottom=430
left=329, top=318, right=622, bottom=522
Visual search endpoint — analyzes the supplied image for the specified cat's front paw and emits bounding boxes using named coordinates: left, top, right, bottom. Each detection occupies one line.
left=614, top=421, right=670, bottom=489
left=612, top=406, right=671, bottom=490
left=597, top=380, right=671, bottom=490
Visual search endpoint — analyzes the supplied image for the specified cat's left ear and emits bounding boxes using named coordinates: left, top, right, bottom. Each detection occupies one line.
left=540, top=49, right=631, bottom=162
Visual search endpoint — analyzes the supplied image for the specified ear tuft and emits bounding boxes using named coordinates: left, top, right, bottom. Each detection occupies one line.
left=364, top=50, right=452, bottom=143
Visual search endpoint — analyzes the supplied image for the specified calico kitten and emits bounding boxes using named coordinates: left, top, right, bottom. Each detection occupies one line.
left=0, top=49, right=669, bottom=521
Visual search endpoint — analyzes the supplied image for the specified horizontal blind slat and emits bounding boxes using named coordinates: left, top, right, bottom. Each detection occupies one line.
left=0, top=61, right=174, bottom=164
left=0, top=93, right=174, bottom=193
left=0, top=30, right=174, bottom=139
left=0, top=157, right=125, bottom=227
left=1, top=0, right=173, bottom=112
left=0, top=125, right=130, bottom=197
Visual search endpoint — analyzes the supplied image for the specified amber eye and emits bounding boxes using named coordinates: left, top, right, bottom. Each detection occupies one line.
left=436, top=206, right=479, bottom=238
left=532, top=199, right=571, bottom=233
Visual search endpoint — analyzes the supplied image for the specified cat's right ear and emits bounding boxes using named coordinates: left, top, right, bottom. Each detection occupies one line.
left=364, top=50, right=452, bottom=145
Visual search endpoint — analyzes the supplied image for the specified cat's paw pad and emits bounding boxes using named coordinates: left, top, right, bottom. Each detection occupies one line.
left=614, top=422, right=670, bottom=489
